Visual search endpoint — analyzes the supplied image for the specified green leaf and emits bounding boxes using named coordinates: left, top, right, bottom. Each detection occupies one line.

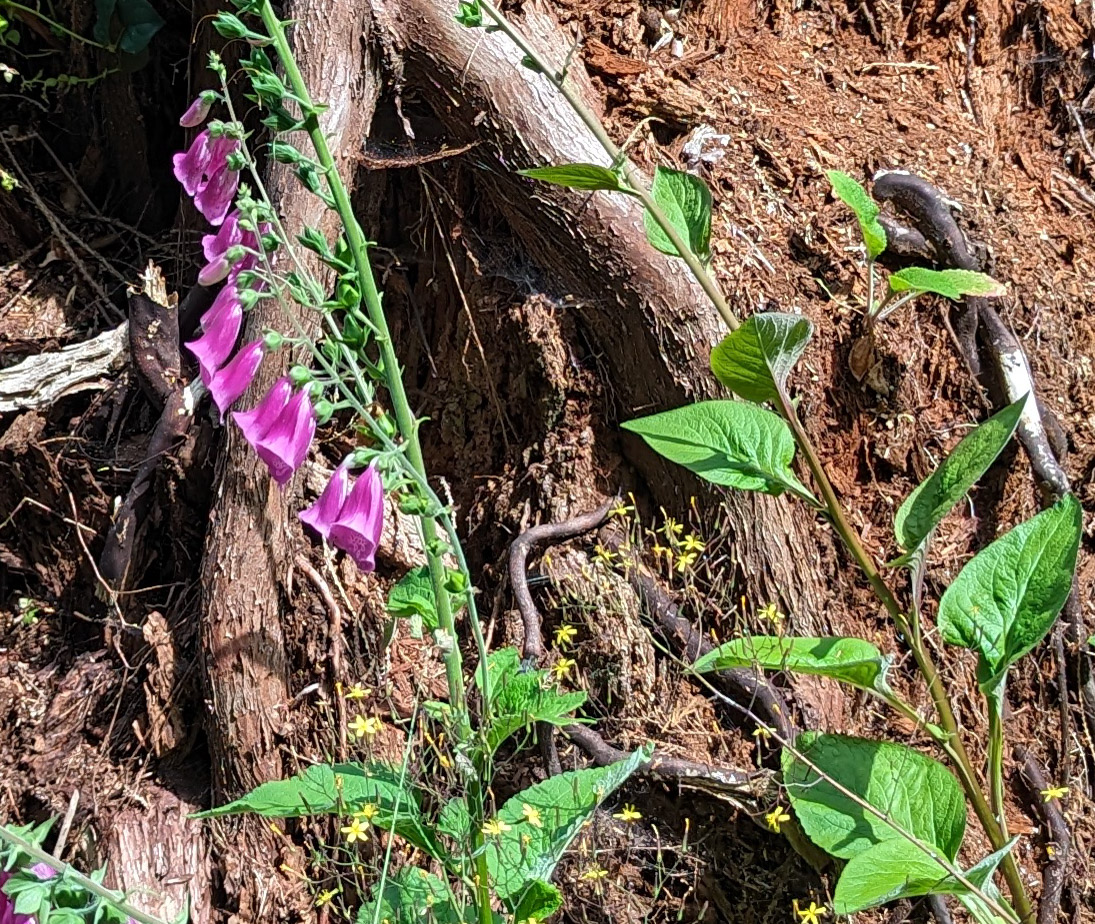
left=892, top=399, right=1025, bottom=566
left=476, top=648, right=586, bottom=756
left=387, top=567, right=441, bottom=631
left=888, top=267, right=1006, bottom=301
left=709, top=313, right=814, bottom=405
left=94, top=0, right=165, bottom=53
left=621, top=401, right=817, bottom=503
left=191, top=762, right=444, bottom=860
left=833, top=836, right=1017, bottom=915
left=694, top=636, right=892, bottom=696
left=437, top=797, right=471, bottom=842
left=511, top=880, right=563, bottom=923
left=783, top=733, right=966, bottom=861
left=937, top=495, right=1082, bottom=689
left=643, top=167, right=712, bottom=260
left=826, top=170, right=887, bottom=260
left=485, top=744, right=651, bottom=908
left=356, top=867, right=492, bottom=924
left=519, top=164, right=626, bottom=192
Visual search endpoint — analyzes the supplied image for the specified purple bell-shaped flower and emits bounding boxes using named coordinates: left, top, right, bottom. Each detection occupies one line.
left=185, top=296, right=243, bottom=386
left=208, top=340, right=264, bottom=416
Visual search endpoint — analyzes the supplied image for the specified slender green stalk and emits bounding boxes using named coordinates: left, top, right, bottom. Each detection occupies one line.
left=476, top=0, right=739, bottom=333
left=2, top=1, right=109, bottom=48
left=0, top=829, right=170, bottom=924
left=778, top=394, right=1033, bottom=922
left=987, top=697, right=1009, bottom=836
left=258, top=7, right=494, bottom=923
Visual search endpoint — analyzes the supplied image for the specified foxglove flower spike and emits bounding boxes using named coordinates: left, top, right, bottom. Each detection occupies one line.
left=208, top=340, right=264, bottom=416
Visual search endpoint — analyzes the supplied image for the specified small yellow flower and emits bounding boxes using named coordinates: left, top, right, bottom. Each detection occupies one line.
left=613, top=803, right=642, bottom=823
left=481, top=817, right=512, bottom=837
left=581, top=865, right=609, bottom=881
left=349, top=714, right=383, bottom=738
left=522, top=804, right=543, bottom=828
left=651, top=542, right=672, bottom=561
left=1041, top=785, right=1069, bottom=802
left=354, top=803, right=379, bottom=821
left=439, top=754, right=452, bottom=769
left=675, top=550, right=698, bottom=573
left=661, top=517, right=684, bottom=537
left=758, top=602, right=785, bottom=624
left=341, top=817, right=370, bottom=843
left=552, top=657, right=577, bottom=681
left=753, top=726, right=772, bottom=740
left=794, top=900, right=827, bottom=924
left=609, top=500, right=634, bottom=518
left=593, top=544, right=616, bottom=564
left=766, top=806, right=791, bottom=832
left=315, top=888, right=340, bottom=907
left=346, top=683, right=370, bottom=700
left=681, top=533, right=705, bottom=553
left=553, top=624, right=578, bottom=648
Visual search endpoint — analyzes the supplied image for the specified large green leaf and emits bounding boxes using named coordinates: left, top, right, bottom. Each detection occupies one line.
left=511, top=880, right=563, bottom=923
left=694, top=636, right=891, bottom=696
left=643, top=167, right=712, bottom=260
left=783, top=733, right=966, bottom=861
left=192, top=763, right=443, bottom=860
left=709, top=313, right=814, bottom=405
left=519, top=164, right=626, bottom=192
left=826, top=170, right=886, bottom=259
left=355, top=867, right=497, bottom=924
left=937, top=494, right=1081, bottom=690
left=485, top=745, right=651, bottom=909
left=888, top=267, right=1005, bottom=301
left=833, top=837, right=1017, bottom=916
left=476, top=648, right=587, bottom=756
left=622, top=401, right=817, bottom=503
left=892, top=399, right=1025, bottom=566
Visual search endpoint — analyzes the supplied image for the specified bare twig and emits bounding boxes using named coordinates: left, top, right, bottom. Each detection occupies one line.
left=1014, top=747, right=1070, bottom=924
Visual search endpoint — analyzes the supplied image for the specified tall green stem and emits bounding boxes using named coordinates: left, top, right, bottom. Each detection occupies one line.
left=477, top=0, right=739, bottom=333
left=778, top=395, right=1032, bottom=922
left=259, top=7, right=494, bottom=923
left=0, top=829, right=169, bottom=924
left=987, top=692, right=1009, bottom=836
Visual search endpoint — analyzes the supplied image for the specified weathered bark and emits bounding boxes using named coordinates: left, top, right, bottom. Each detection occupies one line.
left=196, top=0, right=380, bottom=915
left=372, top=0, right=838, bottom=634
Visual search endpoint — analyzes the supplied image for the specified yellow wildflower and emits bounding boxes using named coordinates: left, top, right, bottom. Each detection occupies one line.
left=593, top=544, right=616, bottom=564
left=354, top=803, right=379, bottom=821
left=349, top=714, right=383, bottom=738
left=314, top=888, right=339, bottom=907
left=346, top=683, right=370, bottom=700
left=553, top=624, right=578, bottom=648
left=758, top=602, right=785, bottom=624
left=522, top=804, right=543, bottom=828
left=481, top=817, right=512, bottom=837
left=753, top=726, right=772, bottom=740
left=766, top=806, right=791, bottom=832
left=794, top=900, right=827, bottom=924
left=581, top=865, right=609, bottom=881
left=661, top=517, right=684, bottom=537
left=681, top=533, right=705, bottom=553
left=552, top=657, right=576, bottom=681
left=1041, top=785, right=1069, bottom=802
left=675, top=550, right=698, bottom=573
left=609, top=500, right=634, bottom=518
left=613, top=803, right=642, bottom=823
left=341, top=818, right=370, bottom=843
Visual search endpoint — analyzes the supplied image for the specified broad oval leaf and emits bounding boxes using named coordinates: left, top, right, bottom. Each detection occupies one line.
left=827, top=170, right=887, bottom=259
left=519, top=163, right=625, bottom=192
left=709, top=313, right=814, bottom=405
left=694, top=636, right=891, bottom=696
left=783, top=733, right=966, bottom=861
left=833, top=837, right=1017, bottom=916
left=355, top=866, right=501, bottom=924
left=937, top=494, right=1081, bottom=689
left=888, top=267, right=1006, bottom=300
left=485, top=744, right=651, bottom=908
left=387, top=566, right=466, bottom=632
left=621, top=401, right=817, bottom=504
left=892, top=399, right=1025, bottom=566
left=643, top=166, right=713, bottom=260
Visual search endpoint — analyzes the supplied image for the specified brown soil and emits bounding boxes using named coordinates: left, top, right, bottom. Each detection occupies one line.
left=1, top=0, right=1093, bottom=922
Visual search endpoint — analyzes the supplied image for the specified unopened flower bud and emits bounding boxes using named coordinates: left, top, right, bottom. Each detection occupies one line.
left=289, top=365, right=313, bottom=387
left=179, top=91, right=218, bottom=128
left=263, top=330, right=285, bottom=351
left=313, top=399, right=335, bottom=425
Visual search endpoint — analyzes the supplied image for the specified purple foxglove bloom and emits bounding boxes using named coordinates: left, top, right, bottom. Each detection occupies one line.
left=202, top=209, right=244, bottom=262
left=233, top=377, right=292, bottom=446
left=328, top=464, right=384, bottom=572
left=0, top=871, right=32, bottom=924
left=185, top=298, right=243, bottom=385
left=28, top=863, right=56, bottom=881
left=299, top=460, right=352, bottom=539
left=247, top=387, right=316, bottom=486
left=200, top=283, right=241, bottom=330
left=180, top=92, right=214, bottom=128
left=193, top=161, right=239, bottom=226
left=208, top=340, right=264, bottom=416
